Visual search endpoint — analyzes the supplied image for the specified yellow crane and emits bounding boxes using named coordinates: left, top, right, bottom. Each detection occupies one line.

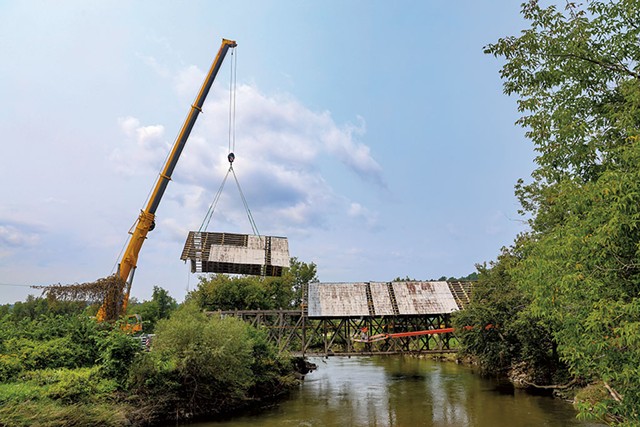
left=96, top=38, right=237, bottom=328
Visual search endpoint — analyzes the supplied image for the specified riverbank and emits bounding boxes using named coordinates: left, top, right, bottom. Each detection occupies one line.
left=0, top=303, right=302, bottom=427
left=0, top=365, right=299, bottom=427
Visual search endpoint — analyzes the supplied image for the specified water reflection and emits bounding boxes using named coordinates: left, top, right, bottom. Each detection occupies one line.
left=194, top=356, right=602, bottom=427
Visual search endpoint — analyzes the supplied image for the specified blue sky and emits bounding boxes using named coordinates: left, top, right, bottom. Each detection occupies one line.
left=0, top=1, right=534, bottom=304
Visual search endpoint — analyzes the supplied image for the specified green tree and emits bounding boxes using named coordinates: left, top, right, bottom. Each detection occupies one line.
left=453, top=240, right=568, bottom=386
left=190, top=274, right=269, bottom=310
left=393, top=275, right=417, bottom=281
left=190, top=258, right=318, bottom=310
left=129, top=303, right=295, bottom=420
left=485, top=1, right=640, bottom=423
left=457, top=272, right=478, bottom=281
left=284, top=257, right=317, bottom=308
left=128, top=286, right=177, bottom=333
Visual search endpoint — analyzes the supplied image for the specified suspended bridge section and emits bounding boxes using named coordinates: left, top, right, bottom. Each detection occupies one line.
left=206, top=280, right=473, bottom=357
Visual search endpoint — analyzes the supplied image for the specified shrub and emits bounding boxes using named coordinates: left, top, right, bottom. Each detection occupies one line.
left=45, top=367, right=118, bottom=404
left=0, top=354, right=22, bottom=382
left=26, top=337, right=84, bottom=371
left=98, top=330, right=140, bottom=388
left=129, top=303, right=295, bottom=421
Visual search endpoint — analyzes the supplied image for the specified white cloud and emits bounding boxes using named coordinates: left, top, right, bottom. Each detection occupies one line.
left=0, top=224, right=40, bottom=249
left=110, top=117, right=167, bottom=176
left=115, top=70, right=384, bottom=231
left=228, top=85, right=384, bottom=186
left=119, top=116, right=139, bottom=137
left=322, top=116, right=385, bottom=186
left=347, top=202, right=378, bottom=228
left=175, top=65, right=205, bottom=100
left=138, top=54, right=171, bottom=79
left=107, top=70, right=384, bottom=256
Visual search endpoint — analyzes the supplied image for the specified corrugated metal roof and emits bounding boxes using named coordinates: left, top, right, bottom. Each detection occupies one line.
left=392, top=281, right=459, bottom=314
left=307, top=281, right=461, bottom=317
left=307, top=283, right=369, bottom=317
left=369, top=282, right=395, bottom=316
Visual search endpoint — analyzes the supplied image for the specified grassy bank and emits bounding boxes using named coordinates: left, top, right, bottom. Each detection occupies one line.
left=0, top=299, right=298, bottom=427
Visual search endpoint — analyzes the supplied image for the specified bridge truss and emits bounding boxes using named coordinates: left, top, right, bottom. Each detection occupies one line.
left=208, top=309, right=455, bottom=357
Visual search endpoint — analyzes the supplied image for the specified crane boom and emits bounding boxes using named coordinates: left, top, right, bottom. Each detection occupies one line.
left=97, top=38, right=237, bottom=323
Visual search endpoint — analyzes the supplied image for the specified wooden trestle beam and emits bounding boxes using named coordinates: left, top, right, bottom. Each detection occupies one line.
left=206, top=309, right=456, bottom=357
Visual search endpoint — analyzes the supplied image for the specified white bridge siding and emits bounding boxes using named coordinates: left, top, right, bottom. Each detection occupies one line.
left=208, top=235, right=289, bottom=266
left=208, top=235, right=289, bottom=267
left=180, top=232, right=289, bottom=276
left=369, top=282, right=395, bottom=316
left=307, top=283, right=369, bottom=317
left=392, top=281, right=459, bottom=314
left=308, top=281, right=461, bottom=317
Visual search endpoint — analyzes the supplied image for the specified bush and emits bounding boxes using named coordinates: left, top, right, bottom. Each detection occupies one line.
left=27, top=337, right=84, bottom=371
left=0, top=380, right=46, bottom=405
left=45, top=367, right=118, bottom=404
left=129, top=303, right=296, bottom=421
left=0, top=354, right=22, bottom=382
left=152, top=303, right=254, bottom=395
left=98, top=331, right=140, bottom=387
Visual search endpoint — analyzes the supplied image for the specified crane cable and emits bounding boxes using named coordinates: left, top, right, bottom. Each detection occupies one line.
left=231, top=165, right=260, bottom=236
left=199, top=165, right=231, bottom=232
left=199, top=46, right=260, bottom=236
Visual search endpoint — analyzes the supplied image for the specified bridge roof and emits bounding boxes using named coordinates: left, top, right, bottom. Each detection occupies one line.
left=308, top=281, right=467, bottom=317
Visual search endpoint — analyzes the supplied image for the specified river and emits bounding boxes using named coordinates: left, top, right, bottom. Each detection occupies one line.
left=193, top=356, right=602, bottom=427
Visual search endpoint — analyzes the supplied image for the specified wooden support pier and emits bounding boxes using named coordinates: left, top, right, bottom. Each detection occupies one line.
left=207, top=309, right=455, bottom=356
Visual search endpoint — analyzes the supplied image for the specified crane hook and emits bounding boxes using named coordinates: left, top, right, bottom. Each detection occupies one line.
left=228, top=152, right=235, bottom=164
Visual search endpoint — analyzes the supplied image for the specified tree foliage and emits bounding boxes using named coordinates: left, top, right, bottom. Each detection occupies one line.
left=190, top=258, right=318, bottom=311
left=129, top=303, right=295, bottom=422
left=285, top=257, right=318, bottom=307
left=454, top=241, right=568, bottom=386
left=127, top=286, right=178, bottom=333
left=0, top=294, right=88, bottom=322
left=468, top=1, right=640, bottom=424
left=0, top=289, right=297, bottom=425
left=0, top=306, right=137, bottom=386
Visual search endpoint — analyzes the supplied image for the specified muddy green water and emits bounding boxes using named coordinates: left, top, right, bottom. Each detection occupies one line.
left=193, top=356, right=601, bottom=427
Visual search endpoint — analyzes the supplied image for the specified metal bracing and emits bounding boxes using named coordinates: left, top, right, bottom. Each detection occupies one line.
left=207, top=310, right=456, bottom=357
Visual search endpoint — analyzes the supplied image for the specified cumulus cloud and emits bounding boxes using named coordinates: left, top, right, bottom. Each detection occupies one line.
left=321, top=116, right=385, bottom=186
left=0, top=223, right=40, bottom=248
left=347, top=202, right=378, bottom=228
left=227, top=84, right=384, bottom=185
left=110, top=116, right=167, bottom=176
left=138, top=54, right=171, bottom=79
left=174, top=65, right=205, bottom=99
left=180, top=83, right=385, bottom=230
left=109, top=67, right=385, bottom=238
